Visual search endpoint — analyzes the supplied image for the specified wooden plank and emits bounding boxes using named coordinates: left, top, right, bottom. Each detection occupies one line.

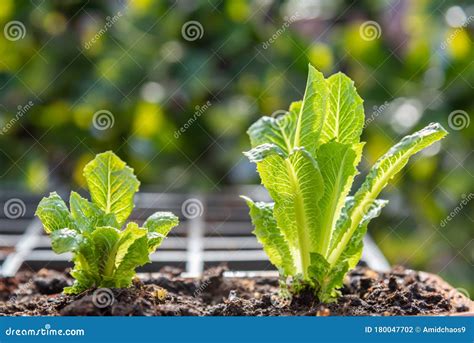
left=205, top=222, right=253, bottom=235
left=0, top=219, right=35, bottom=233
left=0, top=219, right=43, bottom=276
left=184, top=196, right=205, bottom=277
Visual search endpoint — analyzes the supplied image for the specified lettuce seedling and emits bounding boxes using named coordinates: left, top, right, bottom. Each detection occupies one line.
left=35, top=151, right=179, bottom=294
left=242, top=64, right=448, bottom=302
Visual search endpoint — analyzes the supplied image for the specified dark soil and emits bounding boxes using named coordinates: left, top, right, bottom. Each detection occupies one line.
left=0, top=266, right=472, bottom=316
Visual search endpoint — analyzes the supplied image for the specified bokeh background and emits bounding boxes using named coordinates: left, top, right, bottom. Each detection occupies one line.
left=0, top=0, right=472, bottom=293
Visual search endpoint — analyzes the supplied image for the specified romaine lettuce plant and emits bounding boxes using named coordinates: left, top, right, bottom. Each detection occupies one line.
left=35, top=151, right=179, bottom=294
left=242, top=64, right=448, bottom=302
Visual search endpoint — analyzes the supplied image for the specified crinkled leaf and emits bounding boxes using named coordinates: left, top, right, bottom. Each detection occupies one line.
left=319, top=72, right=364, bottom=145
left=341, top=198, right=388, bottom=270
left=50, top=228, right=83, bottom=254
left=67, top=223, right=150, bottom=290
left=315, top=142, right=363, bottom=255
left=313, top=198, right=388, bottom=302
left=91, top=226, right=121, bottom=277
left=64, top=236, right=100, bottom=294
left=35, top=192, right=73, bottom=233
left=69, top=191, right=117, bottom=233
left=308, top=253, right=330, bottom=285
left=329, top=196, right=355, bottom=254
left=246, top=144, right=324, bottom=276
left=143, top=212, right=179, bottom=252
left=114, top=222, right=147, bottom=267
left=75, top=235, right=99, bottom=275
left=293, top=65, right=328, bottom=155
left=288, top=101, right=302, bottom=117
left=247, top=65, right=328, bottom=157
left=308, top=252, right=349, bottom=303
left=244, top=143, right=285, bottom=163
left=328, top=123, right=447, bottom=265
left=113, top=223, right=150, bottom=288
left=330, top=197, right=388, bottom=261
left=63, top=269, right=96, bottom=294
left=83, top=151, right=140, bottom=226
left=247, top=101, right=300, bottom=155
left=247, top=117, right=290, bottom=155
left=242, top=196, right=295, bottom=275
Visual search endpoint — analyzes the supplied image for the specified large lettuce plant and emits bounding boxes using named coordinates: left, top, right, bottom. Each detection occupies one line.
left=36, top=151, right=179, bottom=294
left=243, top=65, right=447, bottom=302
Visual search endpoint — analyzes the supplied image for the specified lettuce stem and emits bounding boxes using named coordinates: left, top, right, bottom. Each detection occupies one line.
left=284, top=159, right=310, bottom=278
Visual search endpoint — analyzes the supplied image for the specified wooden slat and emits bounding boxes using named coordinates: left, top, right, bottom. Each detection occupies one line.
left=0, top=219, right=43, bottom=276
left=1, top=235, right=263, bottom=251
left=205, top=222, right=253, bottom=236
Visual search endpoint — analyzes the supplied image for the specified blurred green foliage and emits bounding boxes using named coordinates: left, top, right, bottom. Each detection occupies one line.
left=0, top=0, right=472, bottom=293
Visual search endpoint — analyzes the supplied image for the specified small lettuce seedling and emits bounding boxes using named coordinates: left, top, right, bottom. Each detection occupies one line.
left=36, top=151, right=179, bottom=294
left=243, top=64, right=447, bottom=302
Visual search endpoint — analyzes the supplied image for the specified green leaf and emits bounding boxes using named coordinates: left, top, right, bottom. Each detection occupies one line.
left=288, top=101, right=302, bottom=115
left=91, top=226, right=121, bottom=278
left=308, top=253, right=330, bottom=286
left=143, top=212, right=179, bottom=252
left=328, top=123, right=448, bottom=265
left=35, top=192, right=73, bottom=233
left=247, top=65, right=328, bottom=157
left=247, top=117, right=291, bottom=155
left=319, top=72, right=364, bottom=145
left=35, top=151, right=179, bottom=294
left=308, top=253, right=348, bottom=303
left=293, top=65, right=328, bottom=155
left=83, top=151, right=140, bottom=226
left=64, top=269, right=96, bottom=294
left=114, top=223, right=147, bottom=267
left=313, top=198, right=388, bottom=302
left=341, top=198, right=388, bottom=269
left=243, top=143, right=285, bottom=163
left=65, top=235, right=100, bottom=293
left=329, top=197, right=388, bottom=257
left=113, top=222, right=150, bottom=288
left=69, top=191, right=118, bottom=233
left=315, top=142, right=364, bottom=255
left=247, top=101, right=300, bottom=155
left=242, top=196, right=295, bottom=275
left=50, top=228, right=83, bottom=254
left=246, top=144, right=324, bottom=277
